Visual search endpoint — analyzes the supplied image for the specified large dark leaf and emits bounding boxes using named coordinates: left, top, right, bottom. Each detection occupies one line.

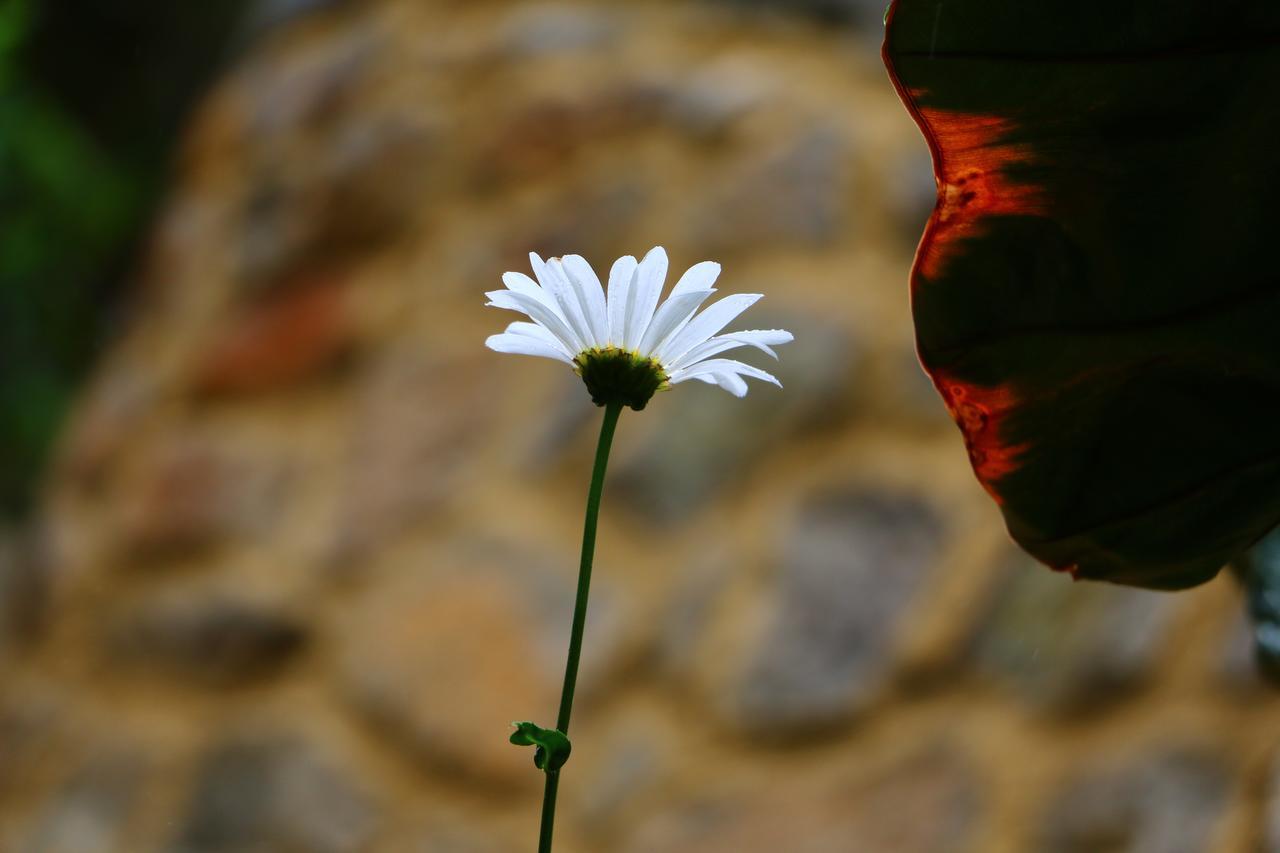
left=883, top=1, right=1280, bottom=589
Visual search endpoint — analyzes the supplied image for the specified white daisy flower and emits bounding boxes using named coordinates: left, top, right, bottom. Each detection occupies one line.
left=485, top=246, right=793, bottom=410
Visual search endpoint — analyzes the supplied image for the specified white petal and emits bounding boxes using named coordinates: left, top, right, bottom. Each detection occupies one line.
left=531, top=253, right=594, bottom=350
left=486, top=289, right=582, bottom=353
left=637, top=290, right=715, bottom=357
left=712, top=372, right=749, bottom=397
left=561, top=255, right=608, bottom=348
left=623, top=246, right=668, bottom=350
left=669, top=328, right=794, bottom=371
left=501, top=271, right=559, bottom=313
left=550, top=257, right=600, bottom=349
left=669, top=261, right=721, bottom=297
left=486, top=333, right=574, bottom=364
left=606, top=255, right=638, bottom=346
left=505, top=321, right=573, bottom=357
left=670, top=358, right=781, bottom=388
left=655, top=293, right=763, bottom=364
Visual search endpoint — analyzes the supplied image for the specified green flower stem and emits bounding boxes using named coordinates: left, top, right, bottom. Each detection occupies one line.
left=538, top=400, right=623, bottom=853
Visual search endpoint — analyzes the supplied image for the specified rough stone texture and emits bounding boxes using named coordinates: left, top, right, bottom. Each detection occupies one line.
left=106, top=592, right=307, bottom=685
left=329, top=346, right=495, bottom=563
left=192, top=277, right=356, bottom=396
left=171, top=733, right=377, bottom=853
left=614, top=314, right=858, bottom=522
left=729, top=489, right=944, bottom=732
left=8, top=1, right=1278, bottom=851
left=1037, top=747, right=1232, bottom=853
left=1263, top=752, right=1280, bottom=853
left=19, top=752, right=144, bottom=853
left=0, top=527, right=49, bottom=650
left=970, top=553, right=1179, bottom=715
left=337, top=546, right=629, bottom=788
left=111, top=435, right=291, bottom=563
left=691, top=124, right=852, bottom=251
left=624, top=744, right=981, bottom=853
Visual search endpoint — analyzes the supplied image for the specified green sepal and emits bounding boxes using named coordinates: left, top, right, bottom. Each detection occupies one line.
left=509, top=721, right=572, bottom=772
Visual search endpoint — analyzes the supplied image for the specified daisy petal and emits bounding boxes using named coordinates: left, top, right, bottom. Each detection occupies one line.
left=670, top=357, right=781, bottom=388
left=655, top=293, right=763, bottom=364
left=713, top=371, right=749, bottom=397
left=551, top=257, right=600, bottom=349
left=505, top=321, right=573, bottom=357
left=670, top=328, right=794, bottom=371
left=486, top=289, right=582, bottom=353
left=502, top=271, right=558, bottom=311
left=531, top=253, right=594, bottom=350
left=638, top=289, right=715, bottom=357
left=669, top=261, right=721, bottom=297
left=623, top=246, right=669, bottom=350
left=486, top=333, right=574, bottom=364
left=606, top=255, right=638, bottom=345
left=562, top=255, right=609, bottom=348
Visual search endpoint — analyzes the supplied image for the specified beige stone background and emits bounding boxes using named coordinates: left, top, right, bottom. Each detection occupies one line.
left=3, top=0, right=1280, bottom=850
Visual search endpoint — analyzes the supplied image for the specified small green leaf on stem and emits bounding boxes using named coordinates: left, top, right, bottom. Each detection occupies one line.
left=510, top=722, right=572, bottom=772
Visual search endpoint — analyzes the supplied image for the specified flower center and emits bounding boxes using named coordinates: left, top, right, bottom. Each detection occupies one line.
left=574, top=347, right=668, bottom=411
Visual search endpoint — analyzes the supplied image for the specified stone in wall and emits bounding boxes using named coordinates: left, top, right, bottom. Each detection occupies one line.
left=690, top=124, right=852, bottom=252
left=192, top=276, right=357, bottom=396
left=615, top=312, right=858, bottom=522
left=171, top=732, right=377, bottom=853
left=112, top=434, right=292, bottom=563
left=1263, top=750, right=1280, bottom=853
left=336, top=542, right=630, bottom=789
left=18, top=751, right=144, bottom=853
left=729, top=488, right=945, bottom=733
left=500, top=5, right=622, bottom=57
left=0, top=525, right=50, bottom=650
left=105, top=589, right=307, bottom=685
left=970, top=553, right=1179, bottom=715
left=624, top=743, right=981, bottom=852
left=329, top=346, right=496, bottom=564
left=1035, top=746, right=1231, bottom=853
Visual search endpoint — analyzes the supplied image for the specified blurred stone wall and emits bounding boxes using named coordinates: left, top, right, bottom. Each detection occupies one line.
left=3, top=1, right=1279, bottom=851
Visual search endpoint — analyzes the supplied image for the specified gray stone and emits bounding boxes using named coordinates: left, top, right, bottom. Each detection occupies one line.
left=336, top=542, right=629, bottom=788
left=1037, top=747, right=1230, bottom=853
left=240, top=0, right=350, bottom=40
left=731, top=489, right=945, bottom=732
left=691, top=124, right=852, bottom=251
left=234, top=23, right=438, bottom=289
left=502, top=6, right=621, bottom=56
left=725, top=0, right=890, bottom=29
left=21, top=752, right=143, bottom=853
left=1217, top=608, right=1265, bottom=690
left=658, top=556, right=733, bottom=682
left=970, top=554, right=1179, bottom=715
left=614, top=313, right=858, bottom=522
left=171, top=733, right=377, bottom=853
left=624, top=744, right=980, bottom=852
left=1263, top=752, right=1280, bottom=853
left=113, top=436, right=291, bottom=563
left=663, top=57, right=776, bottom=138
left=521, top=373, right=599, bottom=473
left=0, top=525, right=49, bottom=651
left=107, top=592, right=307, bottom=685
left=572, top=716, right=670, bottom=836
left=0, top=693, right=63, bottom=800
left=883, top=140, right=938, bottom=247
left=408, top=827, right=509, bottom=853
left=330, top=347, right=495, bottom=564
left=512, top=181, right=649, bottom=268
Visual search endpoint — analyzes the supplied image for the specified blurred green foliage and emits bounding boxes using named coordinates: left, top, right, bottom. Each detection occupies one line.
left=0, top=0, right=249, bottom=517
left=0, top=0, right=139, bottom=515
